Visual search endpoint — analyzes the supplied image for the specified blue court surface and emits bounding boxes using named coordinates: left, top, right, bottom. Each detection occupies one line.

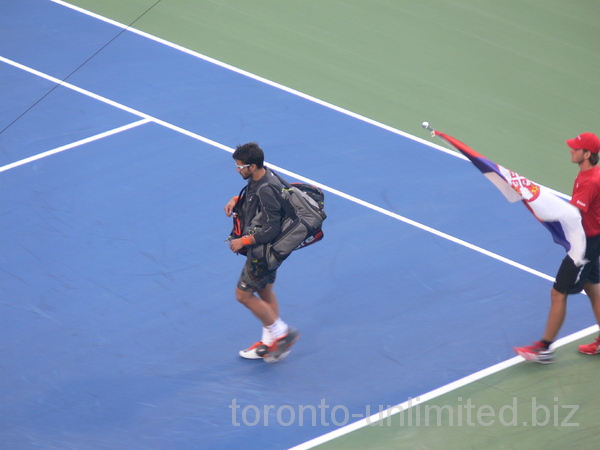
left=0, top=1, right=596, bottom=449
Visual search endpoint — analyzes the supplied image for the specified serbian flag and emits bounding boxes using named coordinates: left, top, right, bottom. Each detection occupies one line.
left=430, top=127, right=587, bottom=266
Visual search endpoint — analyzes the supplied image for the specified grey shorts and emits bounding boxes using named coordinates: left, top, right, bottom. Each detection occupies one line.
left=237, top=258, right=277, bottom=292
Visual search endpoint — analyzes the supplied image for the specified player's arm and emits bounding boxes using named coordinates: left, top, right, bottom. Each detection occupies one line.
left=229, top=233, right=255, bottom=253
left=224, top=196, right=239, bottom=217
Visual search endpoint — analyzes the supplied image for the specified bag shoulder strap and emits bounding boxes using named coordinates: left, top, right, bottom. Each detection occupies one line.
left=233, top=185, right=248, bottom=211
left=265, top=171, right=297, bottom=219
left=271, top=170, right=292, bottom=189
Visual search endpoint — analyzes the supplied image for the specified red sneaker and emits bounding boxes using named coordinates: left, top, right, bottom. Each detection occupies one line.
left=513, top=341, right=554, bottom=364
left=578, top=337, right=600, bottom=355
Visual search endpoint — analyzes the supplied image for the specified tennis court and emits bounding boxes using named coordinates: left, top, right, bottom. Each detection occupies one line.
left=1, top=1, right=599, bottom=449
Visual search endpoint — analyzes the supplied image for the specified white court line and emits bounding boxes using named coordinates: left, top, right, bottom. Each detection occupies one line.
left=46, top=0, right=571, bottom=203
left=290, top=323, right=600, bottom=450
left=272, top=165, right=556, bottom=282
left=48, top=0, right=459, bottom=160
left=0, top=118, right=150, bottom=173
left=0, top=55, right=153, bottom=120
left=0, top=54, right=555, bottom=283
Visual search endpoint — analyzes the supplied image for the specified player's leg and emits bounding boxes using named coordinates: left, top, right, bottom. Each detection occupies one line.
left=254, top=283, right=299, bottom=362
left=235, top=286, right=278, bottom=326
left=583, top=282, right=600, bottom=326
left=235, top=261, right=279, bottom=325
left=512, top=289, right=563, bottom=364
left=257, top=283, right=279, bottom=318
left=236, top=263, right=279, bottom=359
left=579, top=259, right=600, bottom=355
left=544, top=254, right=591, bottom=342
left=514, top=255, right=583, bottom=363
left=236, top=263, right=300, bottom=362
left=542, top=288, right=568, bottom=343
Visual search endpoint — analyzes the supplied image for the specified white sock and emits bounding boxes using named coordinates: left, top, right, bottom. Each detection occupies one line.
left=267, top=318, right=288, bottom=340
left=261, top=327, right=274, bottom=346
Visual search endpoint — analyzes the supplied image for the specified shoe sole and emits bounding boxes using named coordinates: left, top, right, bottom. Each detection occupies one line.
left=531, top=359, right=554, bottom=365
left=239, top=351, right=264, bottom=360
left=514, top=349, right=554, bottom=364
left=264, top=349, right=291, bottom=363
left=578, top=350, right=600, bottom=355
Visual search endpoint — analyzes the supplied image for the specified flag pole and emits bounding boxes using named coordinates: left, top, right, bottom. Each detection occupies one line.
left=421, top=121, right=455, bottom=153
left=421, top=121, right=433, bottom=134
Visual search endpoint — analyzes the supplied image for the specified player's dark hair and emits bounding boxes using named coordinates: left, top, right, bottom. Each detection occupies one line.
left=589, top=152, right=599, bottom=166
left=232, top=142, right=264, bottom=169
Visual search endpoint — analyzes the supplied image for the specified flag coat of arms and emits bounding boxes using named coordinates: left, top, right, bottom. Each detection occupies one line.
left=430, top=128, right=587, bottom=266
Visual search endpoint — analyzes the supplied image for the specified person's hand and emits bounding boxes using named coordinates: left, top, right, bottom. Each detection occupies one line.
left=224, top=197, right=237, bottom=217
left=229, top=238, right=245, bottom=253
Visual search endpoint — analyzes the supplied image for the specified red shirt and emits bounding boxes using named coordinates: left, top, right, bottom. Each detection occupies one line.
left=570, top=165, right=600, bottom=237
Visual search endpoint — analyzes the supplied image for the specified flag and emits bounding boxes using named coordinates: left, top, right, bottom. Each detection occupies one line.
left=432, top=129, right=587, bottom=266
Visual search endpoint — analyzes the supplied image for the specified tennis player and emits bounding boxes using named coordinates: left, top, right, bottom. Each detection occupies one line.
left=514, top=132, right=600, bottom=363
left=224, top=142, right=300, bottom=363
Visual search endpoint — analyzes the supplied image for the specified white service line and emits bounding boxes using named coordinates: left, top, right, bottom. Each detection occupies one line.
left=0, top=118, right=150, bottom=173
left=1, top=54, right=554, bottom=282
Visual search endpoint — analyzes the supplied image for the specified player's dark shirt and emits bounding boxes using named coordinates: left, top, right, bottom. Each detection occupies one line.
left=242, top=167, right=285, bottom=245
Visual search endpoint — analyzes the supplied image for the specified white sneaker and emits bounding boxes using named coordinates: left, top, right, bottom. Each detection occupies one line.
left=239, top=341, right=269, bottom=359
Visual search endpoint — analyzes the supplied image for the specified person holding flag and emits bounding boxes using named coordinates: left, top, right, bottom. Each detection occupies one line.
left=514, top=132, right=600, bottom=363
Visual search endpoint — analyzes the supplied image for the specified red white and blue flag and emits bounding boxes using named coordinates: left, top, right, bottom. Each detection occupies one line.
left=430, top=128, right=587, bottom=266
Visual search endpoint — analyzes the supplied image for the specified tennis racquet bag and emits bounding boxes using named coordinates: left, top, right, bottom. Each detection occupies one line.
left=228, top=172, right=326, bottom=269
left=266, top=173, right=326, bottom=261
